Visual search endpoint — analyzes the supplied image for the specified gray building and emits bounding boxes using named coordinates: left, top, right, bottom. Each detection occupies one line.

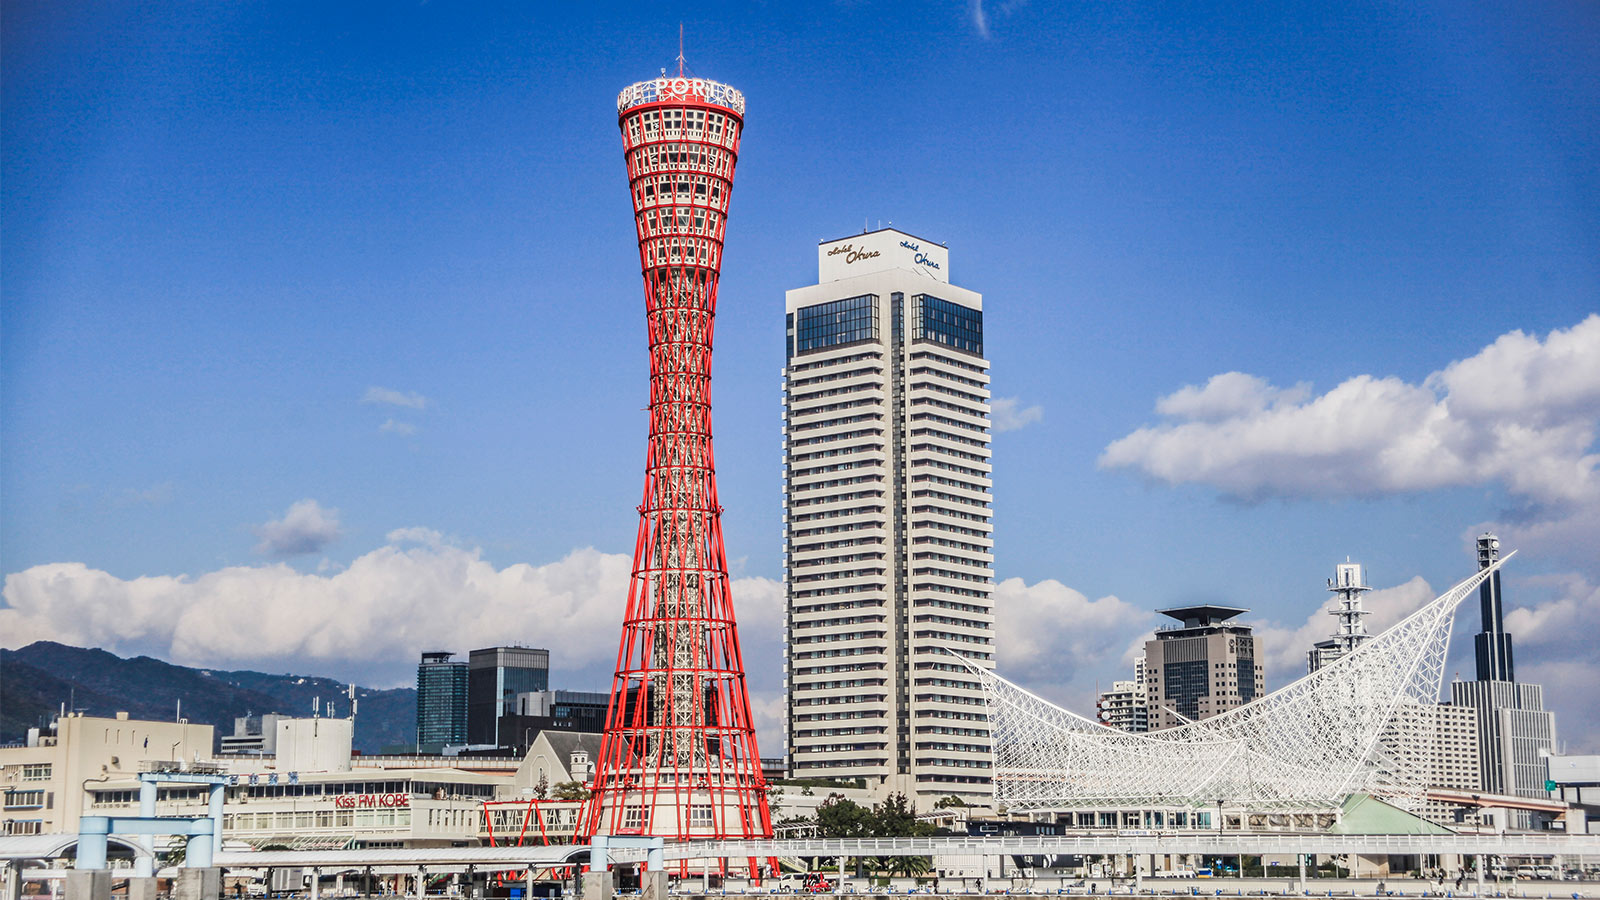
left=1144, top=605, right=1264, bottom=731
left=1449, top=534, right=1557, bottom=826
left=468, top=646, right=550, bottom=747
left=416, top=651, right=468, bottom=753
left=1546, top=755, right=1600, bottom=835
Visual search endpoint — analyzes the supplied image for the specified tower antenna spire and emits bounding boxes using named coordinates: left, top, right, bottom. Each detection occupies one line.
left=677, top=23, right=685, bottom=77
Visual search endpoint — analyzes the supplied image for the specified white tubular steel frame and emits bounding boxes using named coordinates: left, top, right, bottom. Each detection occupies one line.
left=962, top=554, right=1514, bottom=812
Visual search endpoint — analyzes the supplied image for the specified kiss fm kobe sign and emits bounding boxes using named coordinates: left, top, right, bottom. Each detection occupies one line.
left=817, top=229, right=949, bottom=284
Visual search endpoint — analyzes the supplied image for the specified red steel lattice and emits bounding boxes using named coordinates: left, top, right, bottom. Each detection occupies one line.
left=579, top=74, right=772, bottom=866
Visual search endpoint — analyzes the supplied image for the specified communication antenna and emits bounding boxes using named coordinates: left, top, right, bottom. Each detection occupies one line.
left=677, top=23, right=686, bottom=77
left=312, top=695, right=320, bottom=718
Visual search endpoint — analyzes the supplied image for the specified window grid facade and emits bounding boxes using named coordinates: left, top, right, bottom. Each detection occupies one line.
left=783, top=232, right=994, bottom=808
left=795, top=294, right=880, bottom=356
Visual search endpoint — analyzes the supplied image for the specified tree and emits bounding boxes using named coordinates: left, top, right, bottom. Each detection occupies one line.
left=815, top=798, right=874, bottom=838
left=871, top=793, right=935, bottom=838
left=933, top=795, right=966, bottom=809
left=551, top=781, right=591, bottom=802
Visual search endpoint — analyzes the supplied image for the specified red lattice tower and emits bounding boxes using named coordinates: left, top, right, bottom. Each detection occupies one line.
left=579, top=72, right=772, bottom=862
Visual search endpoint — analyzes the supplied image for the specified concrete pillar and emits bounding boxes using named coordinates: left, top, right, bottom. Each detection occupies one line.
left=641, top=870, right=668, bottom=900
left=208, top=784, right=226, bottom=856
left=1475, top=856, right=1485, bottom=896
left=126, top=876, right=160, bottom=900
left=416, top=867, right=427, bottom=899
left=65, top=870, right=112, bottom=900
left=580, top=871, right=614, bottom=900
left=703, top=858, right=711, bottom=894
left=526, top=868, right=535, bottom=900
left=173, top=868, right=222, bottom=900
left=310, top=867, right=322, bottom=900
left=1298, top=854, right=1307, bottom=895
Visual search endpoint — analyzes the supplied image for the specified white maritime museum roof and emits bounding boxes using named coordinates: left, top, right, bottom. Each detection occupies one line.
left=956, top=553, right=1514, bottom=812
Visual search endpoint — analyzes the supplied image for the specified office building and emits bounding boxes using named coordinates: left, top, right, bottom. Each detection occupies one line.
left=1308, top=561, right=1373, bottom=674
left=467, top=647, right=549, bottom=747
left=0, top=712, right=212, bottom=836
left=1449, top=534, right=1557, bottom=819
left=1545, top=755, right=1600, bottom=835
left=1378, top=700, right=1484, bottom=827
left=1143, top=605, right=1264, bottom=731
left=782, top=227, right=994, bottom=807
left=494, top=689, right=609, bottom=756
left=416, top=651, right=469, bottom=752
left=1095, top=680, right=1149, bottom=733
left=218, top=714, right=288, bottom=756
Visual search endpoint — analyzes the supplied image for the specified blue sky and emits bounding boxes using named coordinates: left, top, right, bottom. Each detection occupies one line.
left=4, top=1, right=1598, bottom=749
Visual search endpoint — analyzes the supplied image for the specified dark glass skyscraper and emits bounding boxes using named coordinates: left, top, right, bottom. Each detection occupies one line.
left=416, top=651, right=468, bottom=752
left=467, top=646, right=549, bottom=747
left=1473, top=533, right=1515, bottom=681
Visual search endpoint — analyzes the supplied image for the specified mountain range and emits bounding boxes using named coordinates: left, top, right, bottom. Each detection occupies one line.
left=0, top=641, right=416, bottom=754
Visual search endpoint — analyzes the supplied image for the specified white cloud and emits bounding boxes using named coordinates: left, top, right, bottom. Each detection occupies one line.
left=379, top=418, right=418, bottom=436
left=970, top=0, right=990, bottom=38
left=252, top=499, right=343, bottom=557
left=991, top=397, right=1043, bottom=432
left=362, top=386, right=428, bottom=410
left=992, top=576, right=1151, bottom=710
left=1102, top=315, right=1600, bottom=569
left=1251, top=576, right=1437, bottom=684
left=1154, top=372, right=1310, bottom=422
left=0, top=533, right=787, bottom=697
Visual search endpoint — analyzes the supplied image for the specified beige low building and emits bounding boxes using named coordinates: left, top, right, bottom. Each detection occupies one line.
left=1, top=712, right=213, bottom=836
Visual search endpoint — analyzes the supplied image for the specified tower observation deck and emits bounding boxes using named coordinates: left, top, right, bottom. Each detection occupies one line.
left=579, top=73, right=773, bottom=861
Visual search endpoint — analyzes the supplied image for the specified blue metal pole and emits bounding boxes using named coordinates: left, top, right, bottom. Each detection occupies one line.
left=135, top=779, right=158, bottom=877
left=647, top=839, right=664, bottom=873
left=77, top=817, right=111, bottom=870
left=208, top=784, right=226, bottom=855
left=187, top=819, right=215, bottom=869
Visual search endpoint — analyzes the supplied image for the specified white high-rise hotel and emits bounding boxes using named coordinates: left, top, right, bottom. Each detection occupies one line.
left=782, top=228, right=994, bottom=807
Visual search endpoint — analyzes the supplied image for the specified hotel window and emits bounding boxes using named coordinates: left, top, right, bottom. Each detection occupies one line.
left=911, top=295, right=983, bottom=356
left=795, top=295, right=879, bottom=357
left=623, top=806, right=651, bottom=830
left=21, top=764, right=50, bottom=781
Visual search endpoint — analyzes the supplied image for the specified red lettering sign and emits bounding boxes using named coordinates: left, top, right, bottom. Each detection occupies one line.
left=330, top=793, right=410, bottom=808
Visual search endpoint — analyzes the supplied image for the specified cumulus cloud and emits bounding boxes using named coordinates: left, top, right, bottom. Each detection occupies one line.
left=1101, top=316, right=1600, bottom=568
left=991, top=397, right=1043, bottom=433
left=1251, top=576, right=1438, bottom=684
left=992, top=576, right=1152, bottom=710
left=1154, top=373, right=1311, bottom=422
left=0, top=533, right=787, bottom=694
left=252, top=499, right=342, bottom=557
left=362, top=387, right=428, bottom=410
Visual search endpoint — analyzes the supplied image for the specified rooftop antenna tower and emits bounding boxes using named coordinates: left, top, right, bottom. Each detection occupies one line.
left=676, top=23, right=686, bottom=77
left=1328, top=559, right=1373, bottom=653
